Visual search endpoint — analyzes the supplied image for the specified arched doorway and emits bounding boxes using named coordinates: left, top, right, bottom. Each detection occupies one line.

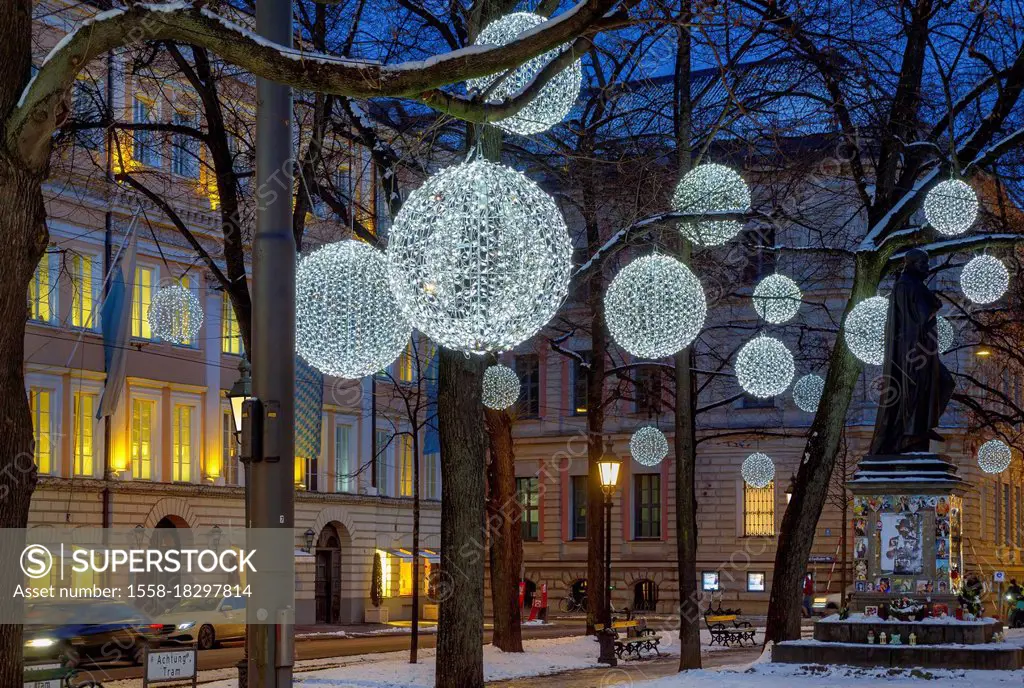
left=314, top=524, right=342, bottom=624
left=633, top=579, right=657, bottom=612
left=522, top=579, right=537, bottom=609
left=140, top=517, right=191, bottom=616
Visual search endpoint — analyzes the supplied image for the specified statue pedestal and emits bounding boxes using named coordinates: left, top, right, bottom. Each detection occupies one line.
left=846, top=453, right=966, bottom=603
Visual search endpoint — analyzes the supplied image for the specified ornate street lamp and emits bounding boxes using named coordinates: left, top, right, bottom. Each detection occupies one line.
left=304, top=528, right=316, bottom=553
left=597, top=440, right=621, bottom=667
left=226, top=357, right=253, bottom=438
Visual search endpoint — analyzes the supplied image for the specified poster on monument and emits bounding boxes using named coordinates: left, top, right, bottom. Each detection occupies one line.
left=880, top=511, right=923, bottom=574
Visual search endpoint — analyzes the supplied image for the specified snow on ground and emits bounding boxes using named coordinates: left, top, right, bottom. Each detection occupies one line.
left=183, top=628, right=737, bottom=688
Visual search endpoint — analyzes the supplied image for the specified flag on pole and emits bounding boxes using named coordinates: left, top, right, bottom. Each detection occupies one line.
left=97, top=231, right=137, bottom=419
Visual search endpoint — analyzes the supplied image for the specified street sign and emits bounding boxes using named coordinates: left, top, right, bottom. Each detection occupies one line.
left=808, top=555, right=835, bottom=563
left=144, top=647, right=198, bottom=687
left=994, top=571, right=1006, bottom=583
left=23, top=680, right=60, bottom=688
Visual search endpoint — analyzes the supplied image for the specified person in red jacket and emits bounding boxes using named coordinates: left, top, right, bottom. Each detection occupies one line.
left=802, top=574, right=815, bottom=617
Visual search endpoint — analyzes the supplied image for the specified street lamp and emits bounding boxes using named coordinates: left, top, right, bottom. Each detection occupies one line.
left=226, top=357, right=253, bottom=438
left=597, top=439, right=621, bottom=667
left=304, top=528, right=316, bottom=553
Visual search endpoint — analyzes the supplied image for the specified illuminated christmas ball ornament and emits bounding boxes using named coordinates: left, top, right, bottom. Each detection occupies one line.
left=792, top=373, right=825, bottom=413
left=148, top=283, right=203, bottom=344
left=752, top=273, right=802, bottom=324
left=467, top=12, right=583, bottom=136
left=296, top=240, right=411, bottom=379
left=843, top=296, right=888, bottom=365
left=960, top=255, right=1009, bottom=305
left=924, top=179, right=978, bottom=236
left=735, top=335, right=795, bottom=398
left=936, top=315, right=954, bottom=354
left=605, top=254, right=707, bottom=359
left=742, top=452, right=775, bottom=488
left=977, top=439, right=1012, bottom=475
left=482, top=364, right=521, bottom=410
left=630, top=426, right=669, bottom=467
left=672, top=163, right=751, bottom=246
left=387, top=159, right=572, bottom=354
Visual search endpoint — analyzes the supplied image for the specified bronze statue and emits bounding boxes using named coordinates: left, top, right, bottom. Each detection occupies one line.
left=869, top=249, right=955, bottom=455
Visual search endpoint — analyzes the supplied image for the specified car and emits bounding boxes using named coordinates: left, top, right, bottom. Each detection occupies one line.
left=24, top=600, right=165, bottom=667
left=156, top=596, right=247, bottom=650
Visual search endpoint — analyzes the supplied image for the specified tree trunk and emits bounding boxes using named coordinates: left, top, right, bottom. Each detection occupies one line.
left=436, top=349, right=487, bottom=688
left=673, top=345, right=701, bottom=669
left=0, top=1, right=49, bottom=681
left=764, top=257, right=882, bottom=643
left=485, top=407, right=524, bottom=652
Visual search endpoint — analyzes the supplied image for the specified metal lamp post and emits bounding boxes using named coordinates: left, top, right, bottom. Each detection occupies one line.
left=597, top=441, right=621, bottom=667
left=227, top=357, right=253, bottom=439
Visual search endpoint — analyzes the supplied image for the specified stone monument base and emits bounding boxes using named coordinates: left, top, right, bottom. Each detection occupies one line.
left=773, top=639, right=1023, bottom=671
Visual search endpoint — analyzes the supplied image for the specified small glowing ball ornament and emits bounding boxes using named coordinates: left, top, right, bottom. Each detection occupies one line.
left=148, top=283, right=203, bottom=344
left=296, top=240, right=411, bottom=379
left=605, top=254, right=707, bottom=359
left=672, top=163, right=751, bottom=246
left=844, top=296, right=888, bottom=365
left=482, top=364, right=521, bottom=410
left=467, top=12, right=582, bottom=136
left=630, top=426, right=669, bottom=467
left=960, top=255, right=1009, bottom=305
left=977, top=439, right=1012, bottom=475
left=387, top=159, right=572, bottom=354
left=936, top=315, right=954, bottom=354
left=752, top=273, right=802, bottom=324
left=735, top=335, right=795, bottom=398
left=742, top=452, right=775, bottom=488
left=924, top=179, right=978, bottom=236
left=792, top=374, right=825, bottom=413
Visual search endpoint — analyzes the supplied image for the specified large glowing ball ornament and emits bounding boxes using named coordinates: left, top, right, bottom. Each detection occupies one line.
left=148, top=283, right=203, bottom=344
left=792, top=373, right=825, bottom=413
left=296, top=240, right=411, bottom=379
left=482, top=364, right=521, bottom=410
left=605, top=254, right=707, bottom=359
left=924, top=179, right=978, bottom=236
left=742, top=452, right=775, bottom=488
left=735, top=335, right=795, bottom=398
left=387, top=159, right=573, bottom=354
left=844, top=296, right=888, bottom=365
left=960, top=255, right=1009, bottom=305
left=936, top=315, right=954, bottom=354
left=630, top=426, right=669, bottom=467
left=467, top=12, right=583, bottom=136
left=672, top=163, right=751, bottom=246
left=752, top=273, right=802, bottom=324
left=977, top=439, right=1012, bottom=475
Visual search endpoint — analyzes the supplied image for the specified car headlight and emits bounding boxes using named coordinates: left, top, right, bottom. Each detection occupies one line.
left=25, top=638, right=57, bottom=648
left=177, top=622, right=196, bottom=630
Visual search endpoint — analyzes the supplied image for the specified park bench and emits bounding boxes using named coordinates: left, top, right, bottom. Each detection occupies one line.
left=703, top=606, right=756, bottom=647
left=594, top=618, right=662, bottom=660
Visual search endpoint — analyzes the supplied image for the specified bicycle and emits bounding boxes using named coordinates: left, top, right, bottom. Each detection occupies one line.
left=558, top=594, right=588, bottom=614
left=24, top=662, right=104, bottom=688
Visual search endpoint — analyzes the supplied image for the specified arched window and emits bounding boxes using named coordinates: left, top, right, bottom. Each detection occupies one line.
left=633, top=579, right=657, bottom=612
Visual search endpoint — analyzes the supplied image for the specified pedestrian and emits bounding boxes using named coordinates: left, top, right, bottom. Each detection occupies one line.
left=802, top=574, right=814, bottom=618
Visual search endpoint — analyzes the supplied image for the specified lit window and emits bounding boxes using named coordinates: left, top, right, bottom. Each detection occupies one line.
left=399, top=435, right=413, bottom=497
left=516, top=477, right=540, bottom=541
left=702, top=572, right=720, bottom=591
left=172, top=404, right=193, bottom=482
left=172, top=111, right=200, bottom=178
left=397, top=343, right=415, bottom=382
left=743, top=482, right=775, bottom=536
left=399, top=559, right=413, bottom=596
left=29, top=387, right=53, bottom=475
left=747, top=572, right=766, bottom=592
left=131, top=398, right=154, bottom=480
left=222, top=409, right=239, bottom=485
left=73, top=391, right=97, bottom=476
left=70, top=253, right=95, bottom=329
left=28, top=255, right=52, bottom=323
left=222, top=293, right=243, bottom=355
left=375, top=549, right=392, bottom=598
left=132, top=96, right=159, bottom=167
left=173, top=276, right=196, bottom=346
left=131, top=266, right=154, bottom=339
left=335, top=424, right=352, bottom=492
left=634, top=474, right=661, bottom=539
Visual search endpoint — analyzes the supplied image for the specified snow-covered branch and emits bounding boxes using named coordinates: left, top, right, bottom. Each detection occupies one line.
left=890, top=233, right=1024, bottom=262
left=9, top=0, right=621, bottom=168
